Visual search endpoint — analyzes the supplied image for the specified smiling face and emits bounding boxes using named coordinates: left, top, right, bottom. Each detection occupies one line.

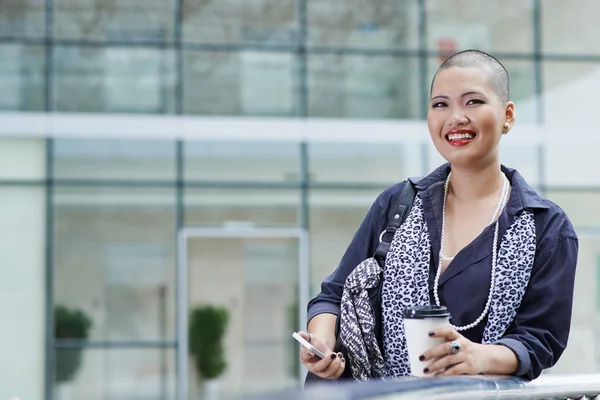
left=427, top=66, right=515, bottom=168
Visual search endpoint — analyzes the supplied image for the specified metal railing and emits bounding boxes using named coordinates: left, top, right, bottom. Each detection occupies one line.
left=250, top=374, right=600, bottom=400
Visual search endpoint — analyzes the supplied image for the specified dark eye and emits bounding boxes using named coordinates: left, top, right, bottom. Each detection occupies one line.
left=467, top=99, right=484, bottom=105
left=431, top=102, right=447, bottom=108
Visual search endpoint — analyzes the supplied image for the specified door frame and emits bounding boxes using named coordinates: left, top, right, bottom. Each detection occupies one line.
left=176, top=226, right=310, bottom=400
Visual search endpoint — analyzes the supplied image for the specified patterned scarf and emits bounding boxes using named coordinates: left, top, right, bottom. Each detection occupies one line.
left=339, top=194, right=536, bottom=380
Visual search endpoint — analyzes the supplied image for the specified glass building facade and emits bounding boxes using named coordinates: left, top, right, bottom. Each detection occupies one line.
left=2, top=0, right=600, bottom=399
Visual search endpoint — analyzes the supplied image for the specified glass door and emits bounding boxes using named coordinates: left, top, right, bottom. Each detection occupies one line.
left=176, top=227, right=308, bottom=400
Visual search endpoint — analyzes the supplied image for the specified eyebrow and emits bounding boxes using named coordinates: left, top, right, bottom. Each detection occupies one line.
left=430, top=91, right=486, bottom=102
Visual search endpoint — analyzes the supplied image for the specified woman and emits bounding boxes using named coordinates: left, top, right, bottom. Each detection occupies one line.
left=298, top=49, right=578, bottom=381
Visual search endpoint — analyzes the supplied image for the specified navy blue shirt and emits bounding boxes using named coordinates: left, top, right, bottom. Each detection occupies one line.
left=307, top=163, right=578, bottom=380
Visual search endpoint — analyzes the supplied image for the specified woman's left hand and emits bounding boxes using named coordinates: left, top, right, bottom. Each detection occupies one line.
left=420, top=326, right=489, bottom=376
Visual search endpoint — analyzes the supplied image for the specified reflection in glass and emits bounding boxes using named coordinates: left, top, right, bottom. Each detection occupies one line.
left=425, top=0, right=533, bottom=53
left=183, top=51, right=299, bottom=116
left=53, top=46, right=176, bottom=113
left=307, top=0, right=419, bottom=49
left=187, top=237, right=300, bottom=397
left=184, top=141, right=300, bottom=182
left=53, top=186, right=177, bottom=341
left=54, top=0, right=174, bottom=41
left=0, top=0, right=45, bottom=38
left=184, top=188, right=299, bottom=227
left=0, top=44, right=45, bottom=111
left=54, top=348, right=175, bottom=400
left=182, top=0, right=297, bottom=45
left=308, top=54, right=419, bottom=119
left=53, top=139, right=177, bottom=181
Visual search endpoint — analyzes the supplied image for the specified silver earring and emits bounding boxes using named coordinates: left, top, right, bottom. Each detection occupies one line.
left=503, top=122, right=510, bottom=129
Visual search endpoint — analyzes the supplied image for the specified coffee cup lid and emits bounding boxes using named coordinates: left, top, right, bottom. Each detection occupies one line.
left=403, top=305, right=450, bottom=319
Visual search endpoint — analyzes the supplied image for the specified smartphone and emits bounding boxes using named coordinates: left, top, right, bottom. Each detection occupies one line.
left=292, top=332, right=326, bottom=359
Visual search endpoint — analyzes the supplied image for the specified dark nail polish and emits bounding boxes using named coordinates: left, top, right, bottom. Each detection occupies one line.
left=428, top=331, right=435, bottom=337
left=419, top=355, right=425, bottom=361
left=423, top=368, right=429, bottom=374
left=330, top=354, right=337, bottom=360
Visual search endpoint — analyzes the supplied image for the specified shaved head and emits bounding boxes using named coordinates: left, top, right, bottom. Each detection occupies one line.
left=431, top=49, right=510, bottom=104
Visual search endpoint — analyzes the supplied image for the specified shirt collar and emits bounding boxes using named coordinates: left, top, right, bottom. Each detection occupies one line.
left=408, top=163, right=549, bottom=213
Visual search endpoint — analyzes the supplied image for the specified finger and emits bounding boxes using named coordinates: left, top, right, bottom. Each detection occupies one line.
left=320, top=355, right=342, bottom=378
left=438, top=362, right=469, bottom=377
left=421, top=340, right=458, bottom=362
left=296, top=331, right=329, bottom=360
left=332, top=355, right=346, bottom=379
left=424, top=354, right=462, bottom=375
left=428, top=326, right=460, bottom=341
left=312, top=353, right=336, bottom=374
left=300, top=350, right=316, bottom=363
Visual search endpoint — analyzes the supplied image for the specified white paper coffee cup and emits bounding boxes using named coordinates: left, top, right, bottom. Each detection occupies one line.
left=403, top=305, right=451, bottom=377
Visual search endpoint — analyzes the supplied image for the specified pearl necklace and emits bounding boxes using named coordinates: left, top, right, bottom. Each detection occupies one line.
left=434, top=172, right=510, bottom=331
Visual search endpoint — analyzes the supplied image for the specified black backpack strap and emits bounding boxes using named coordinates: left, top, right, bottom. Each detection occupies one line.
left=373, top=179, right=419, bottom=268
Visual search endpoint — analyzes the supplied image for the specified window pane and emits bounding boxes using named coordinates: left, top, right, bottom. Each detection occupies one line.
left=184, top=141, right=300, bottom=182
left=54, top=187, right=176, bottom=341
left=54, top=0, right=175, bottom=41
left=182, top=0, right=297, bottom=45
left=0, top=44, right=45, bottom=111
left=541, top=61, right=599, bottom=125
left=184, top=188, right=299, bottom=227
left=0, top=138, right=46, bottom=181
left=424, top=0, right=533, bottom=53
left=309, top=142, right=422, bottom=184
left=306, top=0, right=419, bottom=49
left=308, top=55, right=419, bottom=119
left=0, top=0, right=44, bottom=38
left=54, top=348, right=175, bottom=399
left=545, top=191, right=600, bottom=229
left=53, top=139, right=177, bottom=181
left=184, top=51, right=299, bottom=116
left=309, top=188, right=383, bottom=297
left=53, top=46, right=176, bottom=113
left=542, top=0, right=600, bottom=55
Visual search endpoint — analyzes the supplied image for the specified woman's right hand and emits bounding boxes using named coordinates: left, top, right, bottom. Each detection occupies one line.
left=297, top=331, right=346, bottom=379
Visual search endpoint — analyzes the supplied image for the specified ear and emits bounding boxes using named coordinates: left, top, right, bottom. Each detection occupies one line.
left=502, top=101, right=515, bottom=134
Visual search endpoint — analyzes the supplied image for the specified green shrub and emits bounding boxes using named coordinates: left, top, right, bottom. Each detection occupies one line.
left=189, top=305, right=229, bottom=379
left=54, top=305, right=93, bottom=383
